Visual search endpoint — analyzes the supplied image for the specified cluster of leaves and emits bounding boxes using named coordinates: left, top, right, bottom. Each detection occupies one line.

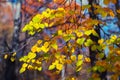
left=90, top=35, right=120, bottom=79
left=19, top=0, right=120, bottom=79
left=20, top=7, right=93, bottom=73
left=22, top=8, right=66, bottom=35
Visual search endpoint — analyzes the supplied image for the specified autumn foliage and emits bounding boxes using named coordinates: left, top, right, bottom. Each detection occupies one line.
left=18, top=0, right=120, bottom=79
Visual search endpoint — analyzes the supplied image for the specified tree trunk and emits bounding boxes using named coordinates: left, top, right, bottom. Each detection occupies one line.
left=5, top=1, right=22, bottom=80
left=88, top=0, right=107, bottom=79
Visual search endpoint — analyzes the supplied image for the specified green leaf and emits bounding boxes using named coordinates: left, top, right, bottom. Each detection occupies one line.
left=92, top=66, right=98, bottom=72
left=92, top=29, right=99, bottom=37
left=97, top=66, right=105, bottom=72
left=76, top=38, right=85, bottom=45
left=91, top=45, right=97, bottom=51
left=98, top=53, right=105, bottom=59
left=85, top=39, right=93, bottom=47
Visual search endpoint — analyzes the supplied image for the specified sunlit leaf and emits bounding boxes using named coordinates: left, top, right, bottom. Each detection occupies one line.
left=76, top=38, right=85, bottom=45
left=85, top=30, right=92, bottom=36
left=48, top=64, right=55, bottom=70
left=56, top=63, right=63, bottom=71
left=12, top=52, right=16, bottom=56
left=78, top=54, right=83, bottom=60
left=92, top=29, right=99, bottom=37
left=76, top=60, right=83, bottom=67
left=76, top=66, right=82, bottom=72
left=19, top=67, right=26, bottom=73
left=85, top=57, right=91, bottom=63
left=84, top=39, right=93, bottom=47
left=28, top=52, right=36, bottom=59
left=10, top=57, right=15, bottom=62
left=22, top=63, right=28, bottom=68
left=70, top=55, right=76, bottom=61
left=98, top=39, right=104, bottom=44
left=58, top=30, right=63, bottom=35
left=4, top=54, right=8, bottom=59
left=38, top=67, right=42, bottom=71
left=51, top=43, right=58, bottom=50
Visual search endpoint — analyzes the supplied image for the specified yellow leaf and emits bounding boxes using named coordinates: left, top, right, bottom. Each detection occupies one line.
left=71, top=47, right=75, bottom=53
left=44, top=42, right=49, bottom=48
left=70, top=55, right=76, bottom=61
left=36, top=48, right=41, bottom=53
left=85, top=57, right=91, bottom=63
left=28, top=52, right=36, bottom=59
left=28, top=31, right=35, bottom=35
left=116, top=50, right=120, bottom=55
left=51, top=43, right=58, bottom=50
left=35, top=60, right=41, bottom=64
left=31, top=59, right=35, bottom=63
left=76, top=32, right=83, bottom=37
left=56, top=63, right=63, bottom=71
left=85, top=30, right=92, bottom=36
left=22, top=63, right=28, bottom=68
left=19, top=67, right=26, bottom=73
left=111, top=35, right=117, bottom=40
left=4, top=54, right=8, bottom=59
left=52, top=60, right=59, bottom=65
left=39, top=24, right=45, bottom=29
left=78, top=54, right=83, bottom=60
left=44, top=23, right=48, bottom=27
left=76, top=60, right=83, bottom=67
left=34, top=66, right=38, bottom=70
left=65, top=59, right=72, bottom=64
left=27, top=59, right=31, bottom=63
left=31, top=45, right=38, bottom=53
left=37, top=40, right=42, bottom=44
left=48, top=65, right=55, bottom=70
left=58, top=30, right=63, bottom=35
left=98, top=39, right=104, bottom=44
left=38, top=67, right=42, bottom=71
left=27, top=65, right=33, bottom=70
left=117, top=9, right=120, bottom=14
left=41, top=46, right=49, bottom=53
left=71, top=77, right=76, bottom=80
left=12, top=52, right=16, bottom=56
left=55, top=53, right=60, bottom=59
left=76, top=66, right=82, bottom=72
left=49, top=22, right=54, bottom=27
left=10, top=57, right=15, bottom=62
